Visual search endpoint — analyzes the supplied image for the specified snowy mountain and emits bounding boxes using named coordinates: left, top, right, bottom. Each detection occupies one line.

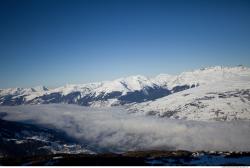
left=128, top=66, right=250, bottom=121
left=0, top=66, right=250, bottom=108
left=153, top=65, right=250, bottom=89
left=0, top=75, right=171, bottom=106
left=1, top=65, right=250, bottom=159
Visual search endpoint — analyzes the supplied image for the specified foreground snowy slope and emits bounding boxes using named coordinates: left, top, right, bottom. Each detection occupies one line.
left=129, top=77, right=250, bottom=121
left=0, top=66, right=249, bottom=107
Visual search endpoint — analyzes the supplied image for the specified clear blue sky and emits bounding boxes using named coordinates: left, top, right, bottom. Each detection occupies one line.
left=0, top=0, right=250, bottom=88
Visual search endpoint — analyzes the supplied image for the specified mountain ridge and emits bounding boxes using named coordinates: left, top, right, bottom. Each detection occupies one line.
left=0, top=66, right=249, bottom=107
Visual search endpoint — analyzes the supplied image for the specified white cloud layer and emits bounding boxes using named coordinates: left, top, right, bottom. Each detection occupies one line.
left=1, top=104, right=250, bottom=152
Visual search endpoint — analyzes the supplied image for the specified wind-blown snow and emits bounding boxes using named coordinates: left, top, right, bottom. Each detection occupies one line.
left=1, top=104, right=250, bottom=152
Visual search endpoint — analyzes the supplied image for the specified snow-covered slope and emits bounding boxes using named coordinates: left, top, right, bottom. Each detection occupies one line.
left=152, top=66, right=250, bottom=89
left=128, top=72, right=250, bottom=121
left=0, top=66, right=250, bottom=108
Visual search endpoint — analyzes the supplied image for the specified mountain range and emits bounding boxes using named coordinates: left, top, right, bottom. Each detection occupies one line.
left=1, top=65, right=250, bottom=121
left=1, top=65, right=250, bottom=161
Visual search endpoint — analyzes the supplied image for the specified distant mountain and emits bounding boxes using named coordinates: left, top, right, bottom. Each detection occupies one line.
left=0, top=66, right=250, bottom=108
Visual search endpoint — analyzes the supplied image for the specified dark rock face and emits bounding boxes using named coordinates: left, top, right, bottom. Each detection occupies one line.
left=38, top=93, right=63, bottom=104
left=172, top=85, right=194, bottom=93
left=62, top=92, right=82, bottom=104
left=95, top=91, right=122, bottom=100
left=119, top=87, right=171, bottom=104
left=0, top=95, right=26, bottom=106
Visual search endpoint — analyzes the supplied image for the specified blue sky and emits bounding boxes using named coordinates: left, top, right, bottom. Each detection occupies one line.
left=0, top=0, right=250, bottom=88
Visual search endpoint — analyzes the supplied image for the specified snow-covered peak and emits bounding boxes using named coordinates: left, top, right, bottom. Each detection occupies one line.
left=116, top=75, right=154, bottom=90
left=94, top=75, right=154, bottom=95
left=52, top=83, right=102, bottom=96
left=151, top=74, right=174, bottom=87
left=0, top=85, right=49, bottom=96
left=157, top=66, right=250, bottom=89
left=0, top=88, right=34, bottom=96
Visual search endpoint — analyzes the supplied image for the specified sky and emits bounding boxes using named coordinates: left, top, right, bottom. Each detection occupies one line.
left=0, top=0, right=250, bottom=88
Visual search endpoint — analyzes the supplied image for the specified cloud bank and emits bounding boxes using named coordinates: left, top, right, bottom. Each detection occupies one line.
left=1, top=104, right=250, bottom=152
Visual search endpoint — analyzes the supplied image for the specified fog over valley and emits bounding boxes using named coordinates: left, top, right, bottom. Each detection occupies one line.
left=1, top=104, right=250, bottom=153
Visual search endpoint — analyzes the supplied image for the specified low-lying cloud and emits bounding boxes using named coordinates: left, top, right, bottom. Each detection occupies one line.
left=1, top=104, right=250, bottom=152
